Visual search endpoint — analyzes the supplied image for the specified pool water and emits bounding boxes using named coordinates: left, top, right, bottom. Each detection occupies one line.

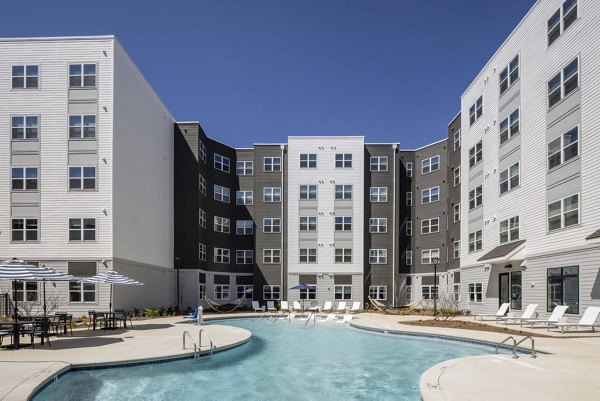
left=35, top=318, right=491, bottom=400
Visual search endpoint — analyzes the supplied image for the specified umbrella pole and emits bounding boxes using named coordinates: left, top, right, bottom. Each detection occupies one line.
left=43, top=280, right=47, bottom=316
left=13, top=279, right=18, bottom=322
left=110, top=284, right=113, bottom=312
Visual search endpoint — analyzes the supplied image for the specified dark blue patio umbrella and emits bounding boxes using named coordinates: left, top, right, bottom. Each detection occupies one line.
left=291, top=283, right=316, bottom=310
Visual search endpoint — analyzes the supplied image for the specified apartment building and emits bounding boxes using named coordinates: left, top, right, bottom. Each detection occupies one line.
left=0, top=36, right=178, bottom=314
left=460, top=0, right=599, bottom=318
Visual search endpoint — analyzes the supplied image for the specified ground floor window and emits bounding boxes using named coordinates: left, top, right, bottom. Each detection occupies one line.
left=468, top=283, right=482, bottom=303
left=454, top=284, right=460, bottom=301
left=263, top=285, right=281, bottom=300
left=406, top=285, right=412, bottom=301
left=510, top=271, right=522, bottom=310
left=12, top=281, right=38, bottom=302
left=547, top=266, right=579, bottom=314
left=299, top=287, right=316, bottom=300
left=334, top=285, right=352, bottom=300
left=237, top=285, right=253, bottom=300
left=68, top=262, right=96, bottom=303
left=199, top=284, right=206, bottom=300
left=421, top=285, right=438, bottom=300
left=369, top=286, right=387, bottom=301
left=214, top=285, right=230, bottom=300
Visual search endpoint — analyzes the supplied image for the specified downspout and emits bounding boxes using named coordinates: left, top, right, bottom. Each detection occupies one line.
left=280, top=145, right=285, bottom=301
left=392, top=144, right=397, bottom=307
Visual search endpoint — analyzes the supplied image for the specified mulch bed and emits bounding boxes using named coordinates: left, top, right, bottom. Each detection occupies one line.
left=401, top=319, right=553, bottom=338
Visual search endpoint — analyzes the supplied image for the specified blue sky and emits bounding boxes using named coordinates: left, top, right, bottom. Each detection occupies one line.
left=1, top=0, right=536, bottom=148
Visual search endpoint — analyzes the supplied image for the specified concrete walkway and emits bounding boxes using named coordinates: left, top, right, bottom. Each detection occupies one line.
left=0, top=316, right=250, bottom=400
left=351, top=314, right=600, bottom=401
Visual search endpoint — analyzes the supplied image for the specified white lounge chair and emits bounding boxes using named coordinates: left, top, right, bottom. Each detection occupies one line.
left=548, top=306, right=600, bottom=333
left=266, top=301, right=277, bottom=312
left=348, top=301, right=361, bottom=313
left=523, top=305, right=569, bottom=328
left=252, top=301, right=264, bottom=313
left=336, top=315, right=353, bottom=324
left=293, top=301, right=303, bottom=312
left=322, top=301, right=333, bottom=313
left=497, top=304, right=538, bottom=325
left=280, top=301, right=290, bottom=311
left=307, top=302, right=319, bottom=312
left=316, top=313, right=337, bottom=322
left=335, top=302, right=347, bottom=313
left=473, top=303, right=510, bottom=323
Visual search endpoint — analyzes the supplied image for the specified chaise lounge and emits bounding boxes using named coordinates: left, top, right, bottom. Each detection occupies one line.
left=522, top=305, right=569, bottom=328
left=473, top=303, right=510, bottom=323
left=497, top=304, right=538, bottom=325
left=548, top=306, right=600, bottom=334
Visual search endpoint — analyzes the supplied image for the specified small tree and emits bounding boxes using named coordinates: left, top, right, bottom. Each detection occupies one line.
left=435, top=294, right=461, bottom=320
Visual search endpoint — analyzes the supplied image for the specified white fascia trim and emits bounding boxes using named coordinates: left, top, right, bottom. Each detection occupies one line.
left=403, top=137, right=447, bottom=152
left=0, top=35, right=115, bottom=42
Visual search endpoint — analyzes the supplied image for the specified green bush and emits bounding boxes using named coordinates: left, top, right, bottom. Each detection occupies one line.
left=144, top=308, right=159, bottom=317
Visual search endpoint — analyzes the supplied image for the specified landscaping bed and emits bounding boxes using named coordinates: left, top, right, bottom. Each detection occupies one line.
left=401, top=319, right=553, bottom=337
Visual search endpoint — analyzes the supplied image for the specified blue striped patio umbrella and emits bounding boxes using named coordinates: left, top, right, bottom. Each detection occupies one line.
left=85, top=270, right=143, bottom=312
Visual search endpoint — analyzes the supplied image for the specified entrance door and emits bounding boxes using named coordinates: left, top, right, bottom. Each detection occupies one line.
left=499, top=273, right=510, bottom=308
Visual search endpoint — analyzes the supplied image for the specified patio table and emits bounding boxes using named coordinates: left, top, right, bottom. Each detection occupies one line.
left=0, top=320, right=36, bottom=350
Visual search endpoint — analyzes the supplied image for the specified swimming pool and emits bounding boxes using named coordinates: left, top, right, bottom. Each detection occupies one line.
left=35, top=318, right=492, bottom=400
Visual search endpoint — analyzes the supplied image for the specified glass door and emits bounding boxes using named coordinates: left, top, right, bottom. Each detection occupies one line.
left=499, top=273, right=510, bottom=308
left=510, top=271, right=522, bottom=310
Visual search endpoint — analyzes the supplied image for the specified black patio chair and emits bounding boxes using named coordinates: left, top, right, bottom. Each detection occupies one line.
left=20, top=318, right=51, bottom=349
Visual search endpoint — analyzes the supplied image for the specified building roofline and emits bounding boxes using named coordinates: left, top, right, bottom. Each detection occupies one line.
left=252, top=143, right=287, bottom=146
left=461, top=0, right=541, bottom=98
left=176, top=121, right=201, bottom=125
left=448, top=111, right=461, bottom=126
left=402, top=137, right=447, bottom=152
left=0, top=35, right=115, bottom=43
left=365, top=142, right=400, bottom=146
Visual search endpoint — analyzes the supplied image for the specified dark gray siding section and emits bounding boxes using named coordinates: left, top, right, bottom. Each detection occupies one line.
left=447, top=114, right=462, bottom=271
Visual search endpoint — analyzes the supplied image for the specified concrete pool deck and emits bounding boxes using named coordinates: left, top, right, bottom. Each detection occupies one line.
left=0, top=316, right=250, bottom=400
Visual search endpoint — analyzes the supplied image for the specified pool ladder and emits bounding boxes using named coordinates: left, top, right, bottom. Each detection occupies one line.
left=496, top=336, right=536, bottom=358
left=183, top=330, right=216, bottom=359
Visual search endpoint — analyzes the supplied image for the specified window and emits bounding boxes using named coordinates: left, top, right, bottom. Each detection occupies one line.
left=263, top=187, right=281, bottom=202
left=421, top=286, right=438, bottom=300
left=421, top=249, right=440, bottom=265
left=335, top=216, right=352, bottom=231
left=236, top=191, right=253, bottom=205
left=199, top=283, right=206, bottom=299
left=12, top=65, right=39, bottom=89
left=214, top=185, right=230, bottom=203
left=500, top=163, right=520, bottom=194
left=299, top=248, right=317, bottom=263
left=469, top=186, right=482, bottom=210
left=263, top=249, right=281, bottom=264
left=335, top=249, right=352, bottom=263
left=236, top=161, right=253, bottom=175
left=263, top=285, right=281, bottom=300
left=406, top=191, right=413, bottom=206
left=263, top=218, right=281, bottom=233
left=500, top=216, right=519, bottom=243
left=369, top=218, right=387, bottom=233
left=214, top=154, right=230, bottom=173
left=69, top=166, right=96, bottom=190
left=468, top=230, right=483, bottom=252
left=500, top=109, right=520, bottom=145
left=299, top=153, right=317, bottom=168
left=236, top=250, right=253, bottom=265
left=214, top=248, right=230, bottom=264
left=548, top=57, right=579, bottom=108
left=299, top=286, right=316, bottom=300
left=469, top=96, right=483, bottom=125
left=499, top=55, right=519, bottom=96
left=454, top=203, right=461, bottom=222
left=335, top=153, right=352, bottom=168
left=370, top=187, right=388, bottom=202
left=421, top=186, right=439, bottom=204
left=299, top=216, right=317, bottom=231
left=12, top=281, right=38, bottom=302
left=547, top=266, right=579, bottom=314
left=422, top=155, right=440, bottom=174
left=69, top=218, right=96, bottom=241
left=405, top=251, right=413, bottom=266
left=369, top=249, right=387, bottom=264
left=370, top=156, right=388, bottom=172
left=469, top=141, right=483, bottom=168
left=200, top=141, right=207, bottom=163
left=405, top=161, right=413, bottom=177
left=199, top=209, right=207, bottom=228
left=468, top=283, right=483, bottom=303
left=300, top=185, right=317, bottom=200
left=68, top=262, right=96, bottom=303
left=369, top=286, right=387, bottom=301
left=453, top=241, right=460, bottom=259
left=69, top=63, right=96, bottom=87
left=11, top=167, right=38, bottom=191
left=335, top=185, right=352, bottom=200
left=548, top=126, right=579, bottom=169
left=69, top=115, right=96, bottom=139
left=214, top=285, right=230, bottom=300
left=548, top=0, right=578, bottom=46
left=406, top=285, right=412, bottom=300
left=453, top=129, right=461, bottom=151
left=11, top=116, right=38, bottom=140
left=421, top=218, right=439, bottom=234
left=334, top=285, right=352, bottom=300
left=453, top=166, right=461, bottom=186
left=214, top=216, right=230, bottom=233
left=200, top=176, right=206, bottom=196
left=548, top=194, right=579, bottom=231
left=406, top=221, right=412, bottom=236
left=237, top=285, right=253, bottom=300
left=236, top=220, right=253, bottom=235
left=199, top=243, right=206, bottom=261
left=264, top=157, right=281, bottom=172
left=454, top=284, right=460, bottom=301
